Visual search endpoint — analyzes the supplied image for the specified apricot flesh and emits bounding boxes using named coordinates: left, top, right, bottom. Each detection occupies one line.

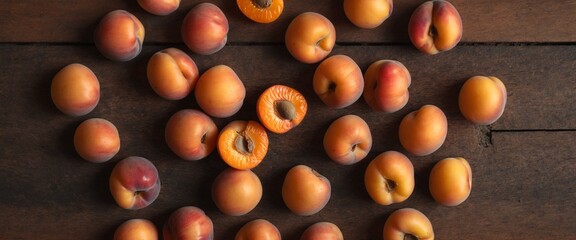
left=218, top=120, right=269, bottom=170
left=429, top=157, right=472, bottom=206
left=51, top=63, right=100, bottom=116
left=257, top=85, right=307, bottom=134
left=74, top=118, right=120, bottom=163
left=459, top=76, right=507, bottom=125
left=212, top=168, right=263, bottom=216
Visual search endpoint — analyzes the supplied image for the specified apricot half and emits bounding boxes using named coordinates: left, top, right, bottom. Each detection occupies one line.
left=237, top=0, right=284, bottom=23
left=218, top=120, right=269, bottom=170
left=257, top=85, right=307, bottom=134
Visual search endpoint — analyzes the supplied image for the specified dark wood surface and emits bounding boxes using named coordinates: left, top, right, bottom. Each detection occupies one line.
left=1, top=1, right=575, bottom=239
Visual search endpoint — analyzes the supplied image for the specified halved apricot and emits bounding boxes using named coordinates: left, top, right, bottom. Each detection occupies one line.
left=237, top=0, right=284, bottom=23
left=257, top=85, right=307, bottom=134
left=218, top=120, right=269, bottom=170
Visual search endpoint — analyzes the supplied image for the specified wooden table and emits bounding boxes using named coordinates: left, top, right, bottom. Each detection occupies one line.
left=1, top=1, right=575, bottom=239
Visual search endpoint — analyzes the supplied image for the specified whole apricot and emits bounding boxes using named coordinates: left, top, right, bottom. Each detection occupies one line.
left=285, top=12, right=336, bottom=64
left=364, top=151, right=414, bottom=205
left=459, top=76, right=507, bottom=125
left=323, top=114, right=372, bottom=165
left=182, top=3, right=228, bottom=55
left=94, top=10, right=144, bottom=61
left=138, top=0, right=180, bottom=16
left=344, top=0, right=393, bottom=29
left=212, top=168, right=262, bottom=216
left=399, top=105, right=447, bottom=156
left=195, top=65, right=245, bottom=118
left=114, top=219, right=158, bottom=240
left=300, top=222, right=344, bottom=240
left=429, top=157, right=472, bottom=206
left=74, top=118, right=120, bottom=163
left=282, top=165, right=331, bottom=216
left=383, top=208, right=434, bottom=240
left=147, top=48, right=199, bottom=100
left=313, top=55, right=364, bottom=109
left=51, top=63, right=100, bottom=116
left=165, top=109, right=219, bottom=161
left=235, top=219, right=281, bottom=240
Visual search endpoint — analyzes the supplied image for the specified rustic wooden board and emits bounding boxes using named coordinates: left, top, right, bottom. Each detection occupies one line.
left=1, top=0, right=575, bottom=43
left=1, top=43, right=575, bottom=239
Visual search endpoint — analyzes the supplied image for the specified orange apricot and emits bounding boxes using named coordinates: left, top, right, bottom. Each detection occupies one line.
left=237, top=0, right=284, bottom=23
left=218, top=120, right=269, bottom=170
left=257, top=85, right=307, bottom=134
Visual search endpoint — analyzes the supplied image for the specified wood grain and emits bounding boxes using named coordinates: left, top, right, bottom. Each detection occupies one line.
left=0, top=44, right=575, bottom=239
left=1, top=0, right=575, bottom=43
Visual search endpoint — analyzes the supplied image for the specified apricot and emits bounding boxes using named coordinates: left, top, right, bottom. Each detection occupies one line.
left=109, top=156, right=161, bottom=210
left=181, top=3, right=228, bottom=55
left=147, top=48, right=199, bottom=100
left=459, top=76, right=507, bottom=125
left=235, top=219, right=281, bottom=240
left=323, top=114, right=372, bottom=165
left=282, top=165, right=331, bottom=216
left=429, top=157, right=472, bottom=206
left=165, top=109, right=219, bottom=161
left=383, top=208, right=434, bottom=240
left=114, top=219, right=158, bottom=240
left=212, top=168, right=263, bottom=216
left=300, top=222, right=344, bottom=240
left=257, top=85, right=307, bottom=134
left=163, top=206, right=214, bottom=240
left=399, top=105, right=447, bottom=156
left=218, top=120, right=269, bottom=170
left=285, top=12, right=336, bottom=64
left=363, top=59, right=411, bottom=113
left=364, top=151, right=414, bottom=205
left=74, top=118, right=120, bottom=163
left=344, top=0, right=393, bottom=29
left=94, top=10, right=144, bottom=61
left=51, top=63, right=100, bottom=116
left=313, top=55, right=364, bottom=109
left=195, top=65, right=245, bottom=118
left=408, top=0, right=462, bottom=55
left=237, top=0, right=284, bottom=24
left=137, top=0, right=180, bottom=16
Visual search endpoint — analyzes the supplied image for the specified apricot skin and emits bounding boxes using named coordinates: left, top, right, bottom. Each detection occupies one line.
left=383, top=208, right=434, bottom=240
left=429, top=157, right=472, bottom=206
left=408, top=0, right=462, bottom=55
left=138, top=0, right=180, bottom=16
left=282, top=165, right=331, bottom=216
left=74, top=118, right=120, bottom=163
left=51, top=63, right=100, bottom=116
left=212, top=168, right=262, bottom=216
left=399, top=105, right=447, bottom=156
left=163, top=206, right=214, bottom=240
left=285, top=12, right=336, bottom=64
left=313, top=55, right=364, bottom=109
left=459, top=76, right=507, bottom=125
left=364, top=151, right=414, bottom=205
left=344, top=0, right=393, bottom=29
left=363, top=60, right=411, bottom=113
left=300, top=222, right=344, bottom=240
left=165, top=109, right=219, bottom=161
left=114, top=219, right=158, bottom=240
left=195, top=65, right=245, bottom=118
left=323, top=114, right=372, bottom=165
left=181, top=3, right=228, bottom=55
left=147, top=48, right=199, bottom=100
left=94, top=10, right=144, bottom=61
left=235, top=219, right=281, bottom=240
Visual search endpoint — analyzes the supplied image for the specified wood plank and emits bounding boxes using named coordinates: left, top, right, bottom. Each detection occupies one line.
left=1, top=0, right=575, bottom=43
left=0, top=44, right=575, bottom=239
